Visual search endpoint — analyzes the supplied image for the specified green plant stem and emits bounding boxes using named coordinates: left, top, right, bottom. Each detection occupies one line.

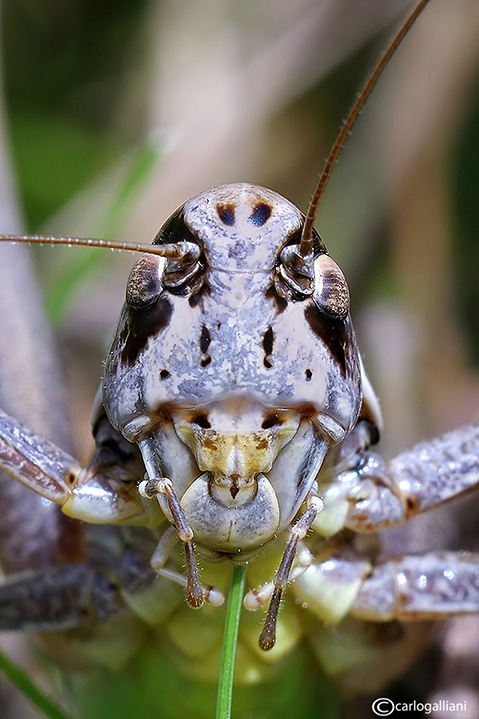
left=216, top=564, right=246, bottom=719
left=0, top=649, right=69, bottom=719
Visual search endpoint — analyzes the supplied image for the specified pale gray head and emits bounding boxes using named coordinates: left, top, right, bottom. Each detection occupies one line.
left=103, top=182, right=361, bottom=558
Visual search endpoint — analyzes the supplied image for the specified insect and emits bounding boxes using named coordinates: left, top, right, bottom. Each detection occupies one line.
left=1, top=0, right=479, bottom=717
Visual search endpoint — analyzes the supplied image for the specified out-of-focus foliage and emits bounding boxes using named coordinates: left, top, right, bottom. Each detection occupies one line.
left=3, top=0, right=149, bottom=227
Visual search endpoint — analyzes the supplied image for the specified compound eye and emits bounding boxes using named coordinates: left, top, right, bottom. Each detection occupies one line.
left=313, top=254, right=350, bottom=319
left=126, top=256, right=163, bottom=308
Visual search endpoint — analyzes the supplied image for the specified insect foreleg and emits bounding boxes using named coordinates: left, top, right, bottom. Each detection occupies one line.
left=139, top=477, right=218, bottom=608
left=0, top=408, right=150, bottom=525
left=315, top=424, right=479, bottom=537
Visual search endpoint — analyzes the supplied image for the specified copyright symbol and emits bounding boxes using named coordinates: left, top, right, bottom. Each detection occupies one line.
left=372, top=697, right=395, bottom=716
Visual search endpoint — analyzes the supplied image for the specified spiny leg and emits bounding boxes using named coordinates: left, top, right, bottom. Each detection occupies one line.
left=244, top=541, right=315, bottom=612
left=148, top=526, right=224, bottom=607
left=139, top=478, right=205, bottom=608
left=259, top=494, right=323, bottom=650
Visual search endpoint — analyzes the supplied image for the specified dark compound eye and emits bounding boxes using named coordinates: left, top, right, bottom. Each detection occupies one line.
left=313, top=254, right=350, bottom=319
left=126, top=256, right=163, bottom=309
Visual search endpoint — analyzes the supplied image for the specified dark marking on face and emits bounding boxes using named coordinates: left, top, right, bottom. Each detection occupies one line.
left=265, top=285, right=288, bottom=313
left=262, top=327, right=274, bottom=355
left=121, top=296, right=173, bottom=367
left=248, top=202, right=272, bottom=227
left=304, top=302, right=357, bottom=378
left=200, top=325, right=211, bottom=354
left=261, top=414, right=282, bottom=429
left=262, top=326, right=274, bottom=368
left=199, top=324, right=212, bottom=367
left=217, top=203, right=236, bottom=226
left=192, top=413, right=211, bottom=429
left=188, top=281, right=211, bottom=308
left=160, top=369, right=170, bottom=379
left=305, top=369, right=312, bottom=381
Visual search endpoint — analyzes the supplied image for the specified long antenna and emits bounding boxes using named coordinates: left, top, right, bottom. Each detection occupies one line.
left=299, top=0, right=432, bottom=256
left=0, top=234, right=197, bottom=259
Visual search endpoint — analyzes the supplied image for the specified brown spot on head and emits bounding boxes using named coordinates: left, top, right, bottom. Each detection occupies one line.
left=217, top=203, right=236, bottom=226
left=262, top=326, right=274, bottom=368
left=121, top=296, right=173, bottom=367
left=200, top=325, right=211, bottom=354
left=191, top=413, right=211, bottom=429
left=262, top=326, right=274, bottom=354
left=261, top=414, right=282, bottom=429
left=199, top=325, right=212, bottom=367
left=256, top=438, right=269, bottom=450
left=248, top=202, right=272, bottom=227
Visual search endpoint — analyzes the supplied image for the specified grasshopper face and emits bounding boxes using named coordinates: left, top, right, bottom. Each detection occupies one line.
left=103, top=182, right=362, bottom=557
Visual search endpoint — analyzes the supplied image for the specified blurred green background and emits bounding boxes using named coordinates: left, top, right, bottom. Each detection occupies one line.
left=0, top=0, right=479, bottom=717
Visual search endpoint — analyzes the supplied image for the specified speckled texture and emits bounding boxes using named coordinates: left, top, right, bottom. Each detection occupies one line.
left=105, top=184, right=361, bottom=432
left=103, top=183, right=362, bottom=555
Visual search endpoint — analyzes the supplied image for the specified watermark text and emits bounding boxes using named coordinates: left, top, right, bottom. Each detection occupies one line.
left=372, top=697, right=467, bottom=716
